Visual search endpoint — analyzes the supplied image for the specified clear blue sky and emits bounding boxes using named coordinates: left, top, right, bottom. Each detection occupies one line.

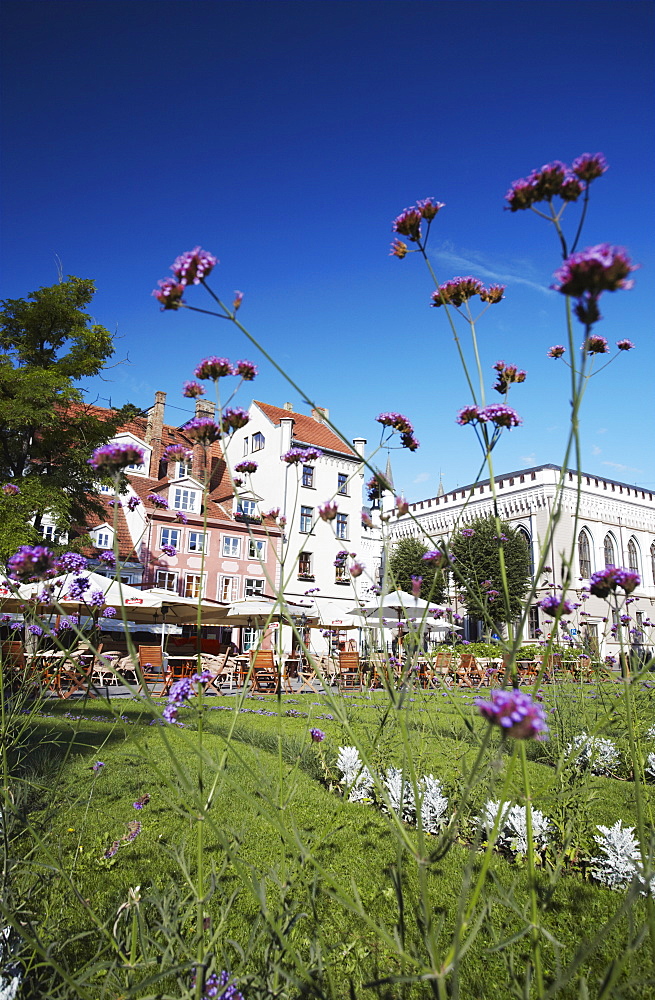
left=2, top=1, right=654, bottom=496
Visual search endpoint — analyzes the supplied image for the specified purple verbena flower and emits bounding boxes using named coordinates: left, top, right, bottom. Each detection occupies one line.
left=161, top=544, right=177, bottom=557
left=476, top=688, right=549, bottom=739
left=98, top=550, right=116, bottom=565
left=310, top=728, right=325, bottom=742
left=553, top=244, right=636, bottom=298
left=350, top=561, right=364, bottom=578
left=584, top=334, right=609, bottom=354
left=101, top=607, right=117, bottom=618
left=431, top=276, right=484, bottom=308
left=2, top=483, right=19, bottom=495
left=133, top=793, right=151, bottom=810
left=456, top=405, right=483, bottom=425
left=221, top=408, right=249, bottom=433
left=234, top=360, right=257, bottom=380
left=57, top=552, right=88, bottom=574
left=147, top=492, right=169, bottom=509
left=194, top=357, right=234, bottom=380
left=176, top=511, right=188, bottom=524
left=390, top=239, right=408, bottom=258
left=127, top=496, right=141, bottom=512
left=152, top=278, right=185, bottom=310
left=92, top=761, right=105, bottom=772
left=376, top=412, right=414, bottom=435
left=163, top=443, right=192, bottom=463
left=123, top=820, right=141, bottom=842
left=617, top=339, right=635, bottom=351
left=548, top=345, right=566, bottom=359
left=171, top=247, right=218, bottom=285
left=540, top=593, right=576, bottom=617
left=182, top=380, right=206, bottom=398
left=235, top=461, right=257, bottom=474
left=88, top=589, right=108, bottom=608
left=89, top=442, right=145, bottom=474
left=319, top=500, right=338, bottom=521
left=183, top=418, right=221, bottom=444
left=65, top=576, right=90, bottom=600
left=395, top=496, right=409, bottom=515
left=479, top=404, right=522, bottom=428
left=572, top=152, right=608, bottom=182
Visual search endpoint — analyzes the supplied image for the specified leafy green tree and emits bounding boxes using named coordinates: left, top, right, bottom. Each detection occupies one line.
left=387, top=537, right=447, bottom=604
left=450, top=515, right=531, bottom=627
left=0, top=277, right=127, bottom=561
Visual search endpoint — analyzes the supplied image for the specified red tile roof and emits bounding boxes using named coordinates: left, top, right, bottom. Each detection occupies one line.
left=254, top=401, right=357, bottom=457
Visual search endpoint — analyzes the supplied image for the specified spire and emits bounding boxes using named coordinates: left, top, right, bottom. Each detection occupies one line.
left=384, top=454, right=395, bottom=490
left=437, top=471, right=444, bottom=498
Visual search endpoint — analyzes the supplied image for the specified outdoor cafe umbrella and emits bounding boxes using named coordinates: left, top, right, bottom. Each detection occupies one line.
left=222, top=598, right=316, bottom=628
left=141, top=587, right=232, bottom=625
left=19, top=571, right=164, bottom=624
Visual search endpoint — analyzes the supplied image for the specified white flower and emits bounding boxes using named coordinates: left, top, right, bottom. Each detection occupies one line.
left=499, top=805, right=551, bottom=856
left=383, top=767, right=415, bottom=822
left=591, top=820, right=642, bottom=889
left=565, top=732, right=620, bottom=775
left=478, top=799, right=512, bottom=837
left=418, top=774, right=449, bottom=834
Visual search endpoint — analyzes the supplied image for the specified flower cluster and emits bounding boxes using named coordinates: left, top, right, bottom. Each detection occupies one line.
left=422, top=549, right=454, bottom=570
left=191, top=968, right=244, bottom=1000
left=127, top=495, right=141, bottom=511
left=221, top=408, right=250, bottom=433
left=376, top=411, right=419, bottom=451
left=456, top=404, right=521, bottom=429
left=7, top=545, right=59, bottom=583
left=183, top=417, right=221, bottom=444
left=163, top=444, right=192, bottom=464
left=540, top=593, right=576, bottom=617
left=234, top=460, right=258, bottom=474
left=281, top=446, right=323, bottom=464
left=553, top=244, right=636, bottom=327
left=476, top=689, right=549, bottom=740
left=318, top=500, right=338, bottom=521
left=492, top=360, right=526, bottom=394
left=310, top=728, right=325, bottom=742
left=183, top=380, right=205, bottom=398
left=547, top=345, right=566, bottom=359
left=163, top=671, right=212, bottom=723
left=161, top=544, right=177, bottom=557
left=57, top=551, right=88, bottom=574
left=88, top=442, right=145, bottom=474
left=366, top=472, right=391, bottom=503
left=172, top=246, right=218, bottom=285
left=431, top=276, right=505, bottom=309
left=2, top=483, right=19, bottom=495
left=505, top=154, right=606, bottom=211
left=588, top=566, right=640, bottom=597
left=147, top=492, right=169, bottom=509
left=391, top=198, right=444, bottom=243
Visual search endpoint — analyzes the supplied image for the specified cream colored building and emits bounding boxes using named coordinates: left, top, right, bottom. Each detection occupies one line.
left=388, top=464, right=655, bottom=658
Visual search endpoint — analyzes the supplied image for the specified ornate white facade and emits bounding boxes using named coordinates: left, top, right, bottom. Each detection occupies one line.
left=388, top=464, right=655, bottom=657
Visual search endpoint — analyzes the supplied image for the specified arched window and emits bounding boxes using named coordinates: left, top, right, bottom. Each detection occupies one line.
left=603, top=534, right=616, bottom=567
left=517, top=527, right=533, bottom=575
left=627, top=538, right=639, bottom=575
left=651, top=541, right=655, bottom=586
left=578, top=530, right=591, bottom=578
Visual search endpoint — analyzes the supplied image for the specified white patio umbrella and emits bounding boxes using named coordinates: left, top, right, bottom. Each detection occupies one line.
left=19, top=571, right=164, bottom=624
left=141, top=588, right=231, bottom=626
left=222, top=598, right=315, bottom=628
left=349, top=589, right=438, bottom=621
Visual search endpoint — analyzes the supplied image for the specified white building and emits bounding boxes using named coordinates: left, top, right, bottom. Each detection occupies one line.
left=387, top=464, right=655, bottom=659
left=228, top=401, right=369, bottom=651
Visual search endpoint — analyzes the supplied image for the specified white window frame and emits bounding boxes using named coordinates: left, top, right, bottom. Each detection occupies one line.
left=222, top=535, right=242, bottom=558
left=218, top=575, right=240, bottom=602
left=337, top=472, right=348, bottom=495
left=176, top=460, right=191, bottom=479
left=298, top=551, right=312, bottom=576
left=300, top=506, right=313, bottom=533
left=95, top=529, right=112, bottom=549
left=243, top=437, right=249, bottom=456
left=156, top=570, right=179, bottom=592
left=335, top=513, right=349, bottom=540
left=237, top=499, right=257, bottom=518
left=245, top=578, right=265, bottom=598
left=160, top=527, right=181, bottom=550
left=247, top=538, right=266, bottom=560
left=252, top=432, right=265, bottom=452
left=302, top=465, right=314, bottom=488
left=184, top=572, right=206, bottom=599
left=173, top=487, right=198, bottom=512
left=242, top=626, right=260, bottom=651
left=188, top=530, right=207, bottom=554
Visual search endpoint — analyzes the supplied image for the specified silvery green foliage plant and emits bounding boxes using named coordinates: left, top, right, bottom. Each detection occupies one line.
left=591, top=821, right=643, bottom=890
left=500, top=805, right=551, bottom=857
left=336, top=746, right=373, bottom=803
left=418, top=774, right=449, bottom=834
left=646, top=754, right=655, bottom=781
left=566, top=732, right=621, bottom=775
left=383, top=766, right=416, bottom=823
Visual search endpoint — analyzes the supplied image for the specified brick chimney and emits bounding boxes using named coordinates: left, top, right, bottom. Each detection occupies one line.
left=192, top=398, right=216, bottom=480
left=311, top=406, right=329, bottom=423
left=145, top=390, right=166, bottom=478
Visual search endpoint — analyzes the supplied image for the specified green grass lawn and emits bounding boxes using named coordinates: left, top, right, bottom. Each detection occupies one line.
left=7, top=682, right=655, bottom=999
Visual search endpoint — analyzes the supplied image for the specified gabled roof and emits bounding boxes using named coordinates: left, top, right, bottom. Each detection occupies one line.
left=254, top=401, right=357, bottom=457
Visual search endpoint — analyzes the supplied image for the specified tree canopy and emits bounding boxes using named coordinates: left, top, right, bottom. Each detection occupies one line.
left=449, top=515, right=531, bottom=627
left=387, top=537, right=447, bottom=604
left=0, top=277, right=127, bottom=561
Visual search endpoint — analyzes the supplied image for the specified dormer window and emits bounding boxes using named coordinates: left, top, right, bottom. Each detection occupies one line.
left=252, top=432, right=265, bottom=452
left=237, top=499, right=257, bottom=518
left=176, top=460, right=191, bottom=479
left=92, top=525, right=114, bottom=549
left=172, top=487, right=198, bottom=512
